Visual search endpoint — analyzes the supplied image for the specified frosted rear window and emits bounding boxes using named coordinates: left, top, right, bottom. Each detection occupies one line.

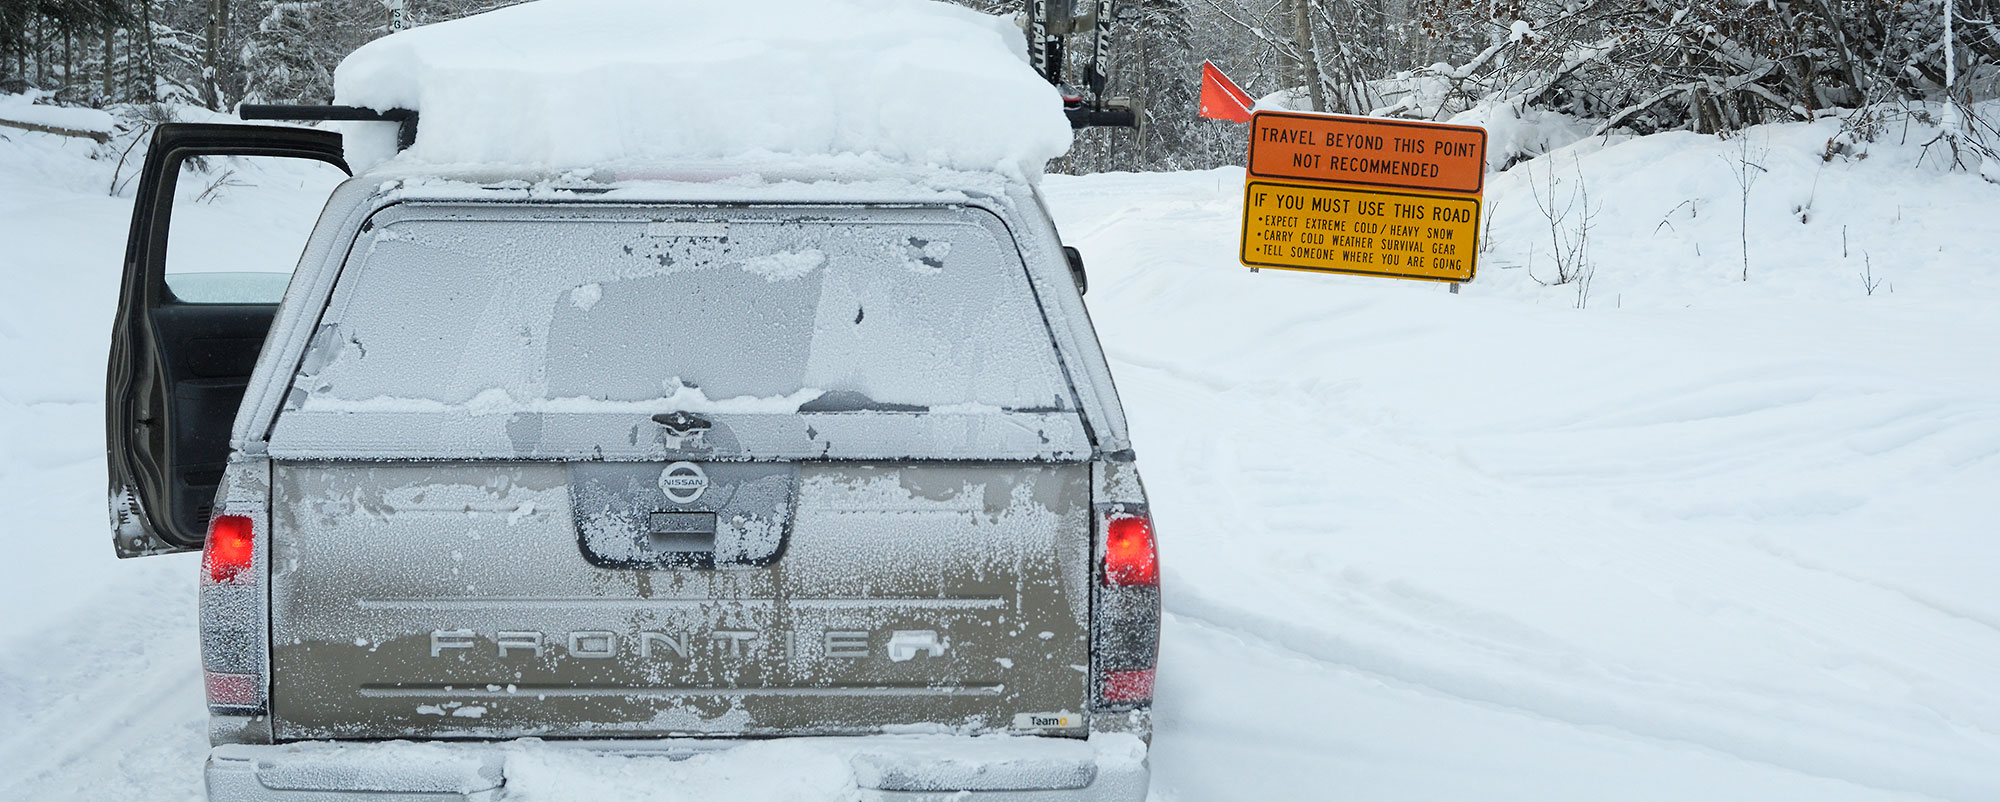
left=292, top=205, right=1074, bottom=416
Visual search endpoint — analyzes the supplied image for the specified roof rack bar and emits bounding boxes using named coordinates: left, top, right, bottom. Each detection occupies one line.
left=1066, top=106, right=1136, bottom=129
left=238, top=105, right=420, bottom=151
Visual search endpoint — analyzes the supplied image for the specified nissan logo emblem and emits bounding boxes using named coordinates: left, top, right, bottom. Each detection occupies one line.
left=658, top=462, right=709, bottom=504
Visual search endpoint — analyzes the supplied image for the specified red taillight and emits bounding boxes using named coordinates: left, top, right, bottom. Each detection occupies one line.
left=1100, top=668, right=1155, bottom=702
left=204, top=671, right=261, bottom=707
left=203, top=514, right=255, bottom=584
left=1103, top=515, right=1158, bottom=586
left=1091, top=503, right=1160, bottom=711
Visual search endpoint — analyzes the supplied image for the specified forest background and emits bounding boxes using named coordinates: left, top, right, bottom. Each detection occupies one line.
left=2, top=0, right=1997, bottom=174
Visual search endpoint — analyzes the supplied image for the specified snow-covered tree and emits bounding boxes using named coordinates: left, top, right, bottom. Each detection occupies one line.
left=6, top=0, right=1995, bottom=174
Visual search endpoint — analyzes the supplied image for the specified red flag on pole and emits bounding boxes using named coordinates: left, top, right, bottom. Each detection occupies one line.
left=1198, top=60, right=1255, bottom=123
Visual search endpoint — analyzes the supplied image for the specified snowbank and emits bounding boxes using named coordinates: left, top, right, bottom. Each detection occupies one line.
left=1476, top=104, right=2000, bottom=308
left=0, top=91, right=116, bottom=138
left=1445, top=100, right=1591, bottom=171
left=332, top=0, right=1072, bottom=178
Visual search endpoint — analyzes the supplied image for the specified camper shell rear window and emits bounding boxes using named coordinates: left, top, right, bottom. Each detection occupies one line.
left=266, top=202, right=1089, bottom=461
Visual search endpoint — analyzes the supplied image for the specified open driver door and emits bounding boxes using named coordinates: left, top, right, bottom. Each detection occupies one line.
left=105, top=123, right=347, bottom=557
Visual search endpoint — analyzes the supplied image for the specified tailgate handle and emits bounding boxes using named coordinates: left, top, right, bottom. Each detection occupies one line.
left=646, top=511, right=717, bottom=553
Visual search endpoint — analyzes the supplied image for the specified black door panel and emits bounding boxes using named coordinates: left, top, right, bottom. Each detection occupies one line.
left=183, top=336, right=271, bottom=378
left=152, top=303, right=282, bottom=540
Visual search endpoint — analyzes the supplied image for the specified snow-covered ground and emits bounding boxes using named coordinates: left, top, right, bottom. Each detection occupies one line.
left=3, top=107, right=1998, bottom=800
left=0, top=91, right=116, bottom=136
left=1048, top=160, right=2000, bottom=801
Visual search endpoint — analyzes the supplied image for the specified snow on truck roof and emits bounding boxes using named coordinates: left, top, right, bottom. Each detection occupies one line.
left=331, top=0, right=1073, bottom=179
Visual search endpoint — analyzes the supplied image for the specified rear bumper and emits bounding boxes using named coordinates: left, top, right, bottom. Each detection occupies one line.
left=206, top=734, right=1148, bottom=802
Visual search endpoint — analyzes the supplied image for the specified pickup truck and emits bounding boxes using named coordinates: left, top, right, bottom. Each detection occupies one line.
left=104, top=120, right=1159, bottom=801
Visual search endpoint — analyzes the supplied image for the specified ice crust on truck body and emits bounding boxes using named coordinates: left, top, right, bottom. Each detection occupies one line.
left=189, top=178, right=1154, bottom=801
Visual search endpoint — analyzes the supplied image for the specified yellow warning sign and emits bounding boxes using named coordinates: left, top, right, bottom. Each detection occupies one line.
left=1241, top=180, right=1479, bottom=283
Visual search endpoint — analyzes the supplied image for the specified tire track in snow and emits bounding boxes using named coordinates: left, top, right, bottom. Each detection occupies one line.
left=1743, top=539, right=2000, bottom=640
left=0, top=557, right=208, bottom=802
left=1166, top=588, right=1983, bottom=802
left=1116, top=336, right=2000, bottom=798
left=1120, top=353, right=2000, bottom=800
left=1154, top=614, right=1947, bottom=802
left=1056, top=215, right=2000, bottom=799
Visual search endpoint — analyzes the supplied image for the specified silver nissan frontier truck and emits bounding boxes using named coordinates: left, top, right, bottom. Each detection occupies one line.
left=104, top=119, right=1158, bottom=801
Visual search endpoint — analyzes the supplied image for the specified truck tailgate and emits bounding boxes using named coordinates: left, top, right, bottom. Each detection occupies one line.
left=268, top=461, right=1092, bottom=739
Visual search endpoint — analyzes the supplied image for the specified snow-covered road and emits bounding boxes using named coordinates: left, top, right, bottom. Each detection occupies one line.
left=4, top=115, right=1998, bottom=800
left=1045, top=166, right=2000, bottom=801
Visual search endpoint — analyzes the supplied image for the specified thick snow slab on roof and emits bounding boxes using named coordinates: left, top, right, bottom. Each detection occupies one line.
left=333, top=0, right=1071, bottom=178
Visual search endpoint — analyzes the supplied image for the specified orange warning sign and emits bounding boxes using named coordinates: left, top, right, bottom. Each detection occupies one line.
left=1248, top=111, right=1487, bottom=195
left=1242, top=181, right=1480, bottom=283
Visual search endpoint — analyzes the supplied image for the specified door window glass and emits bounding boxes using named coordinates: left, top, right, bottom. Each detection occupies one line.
left=163, top=154, right=346, bottom=304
